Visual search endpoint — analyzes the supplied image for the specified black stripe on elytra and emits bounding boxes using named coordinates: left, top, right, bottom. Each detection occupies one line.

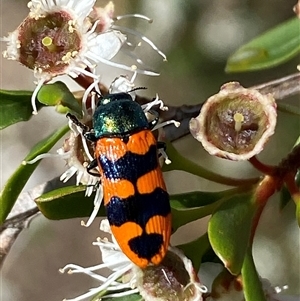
left=106, top=187, right=170, bottom=228
left=98, top=144, right=158, bottom=184
left=129, top=233, right=163, bottom=261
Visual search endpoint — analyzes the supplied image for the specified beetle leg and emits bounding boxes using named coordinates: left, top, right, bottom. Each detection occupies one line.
left=148, top=110, right=159, bottom=129
left=66, top=113, right=89, bottom=132
left=66, top=113, right=97, bottom=142
left=157, top=141, right=166, bottom=151
left=87, top=158, right=100, bottom=177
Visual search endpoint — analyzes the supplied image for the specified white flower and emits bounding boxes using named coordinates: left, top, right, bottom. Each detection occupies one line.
left=60, top=219, right=137, bottom=301
left=1, top=1, right=168, bottom=115
left=60, top=219, right=207, bottom=301
left=1, top=0, right=125, bottom=114
left=91, top=1, right=167, bottom=71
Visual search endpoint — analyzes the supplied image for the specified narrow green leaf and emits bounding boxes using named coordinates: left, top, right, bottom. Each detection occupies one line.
left=36, top=185, right=106, bottom=220
left=226, top=18, right=300, bottom=72
left=176, top=233, right=210, bottom=271
left=171, top=199, right=222, bottom=232
left=170, top=187, right=248, bottom=209
left=208, top=192, right=255, bottom=275
left=0, top=125, right=69, bottom=224
left=163, top=142, right=259, bottom=187
left=0, top=89, right=43, bottom=130
left=279, top=184, right=292, bottom=210
left=242, top=249, right=267, bottom=301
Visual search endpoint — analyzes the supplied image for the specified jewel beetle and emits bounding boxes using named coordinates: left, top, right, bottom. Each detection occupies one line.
left=68, top=91, right=171, bottom=268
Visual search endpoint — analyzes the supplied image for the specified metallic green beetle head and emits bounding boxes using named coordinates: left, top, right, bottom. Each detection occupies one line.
left=93, top=92, right=149, bottom=138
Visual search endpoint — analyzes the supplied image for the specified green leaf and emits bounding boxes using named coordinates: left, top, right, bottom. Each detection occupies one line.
left=163, top=142, right=259, bottom=187
left=176, top=233, right=210, bottom=271
left=171, top=201, right=221, bottom=232
left=0, top=125, right=69, bottom=224
left=242, top=249, right=267, bottom=301
left=208, top=192, right=256, bottom=275
left=226, top=18, right=300, bottom=72
left=279, top=184, right=292, bottom=210
left=37, top=82, right=82, bottom=116
left=36, top=185, right=106, bottom=220
left=0, top=89, right=43, bottom=130
left=279, top=152, right=300, bottom=210
left=170, top=187, right=246, bottom=209
left=171, top=202, right=218, bottom=232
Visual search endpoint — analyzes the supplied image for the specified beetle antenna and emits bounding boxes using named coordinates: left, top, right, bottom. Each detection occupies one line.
left=128, top=86, right=147, bottom=93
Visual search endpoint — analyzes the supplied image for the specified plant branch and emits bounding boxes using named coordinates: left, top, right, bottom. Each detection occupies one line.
left=0, top=207, right=40, bottom=266
left=248, top=156, right=277, bottom=175
left=0, top=176, right=75, bottom=267
left=251, top=72, right=300, bottom=100
left=155, top=73, right=300, bottom=142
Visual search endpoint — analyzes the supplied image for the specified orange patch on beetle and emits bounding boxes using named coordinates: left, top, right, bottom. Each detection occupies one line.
left=102, top=179, right=135, bottom=206
left=127, top=130, right=156, bottom=155
left=110, top=214, right=172, bottom=268
left=136, top=167, right=166, bottom=194
left=95, top=137, right=127, bottom=162
left=110, top=222, right=149, bottom=268
left=145, top=214, right=171, bottom=251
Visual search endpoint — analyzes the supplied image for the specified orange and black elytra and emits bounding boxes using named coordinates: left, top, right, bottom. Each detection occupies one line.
left=68, top=92, right=171, bottom=268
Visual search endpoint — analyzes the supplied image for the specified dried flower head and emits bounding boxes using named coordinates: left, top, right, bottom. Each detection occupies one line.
left=189, top=82, right=277, bottom=161
left=60, top=219, right=207, bottom=301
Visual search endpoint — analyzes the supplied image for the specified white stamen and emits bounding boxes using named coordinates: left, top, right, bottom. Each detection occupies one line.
left=82, top=79, right=100, bottom=116
left=152, top=120, right=180, bottom=131
left=142, top=94, right=168, bottom=112
left=60, top=166, right=78, bottom=183
left=80, top=133, right=94, bottom=161
left=61, top=263, right=133, bottom=301
left=112, top=25, right=167, bottom=61
left=161, top=268, right=171, bottom=285
left=76, top=170, right=84, bottom=185
left=81, top=184, right=103, bottom=227
left=159, top=149, right=171, bottom=165
left=86, top=50, right=160, bottom=76
left=23, top=151, right=69, bottom=165
left=71, top=66, right=99, bottom=79
left=31, top=78, right=46, bottom=114
left=115, top=14, right=153, bottom=23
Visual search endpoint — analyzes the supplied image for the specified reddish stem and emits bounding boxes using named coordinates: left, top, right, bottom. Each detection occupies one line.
left=248, top=156, right=277, bottom=175
left=249, top=176, right=280, bottom=243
